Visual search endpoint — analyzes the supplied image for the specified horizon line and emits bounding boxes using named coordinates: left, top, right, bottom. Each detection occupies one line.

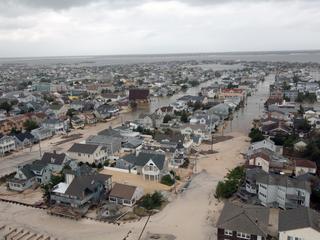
left=1, top=49, right=320, bottom=61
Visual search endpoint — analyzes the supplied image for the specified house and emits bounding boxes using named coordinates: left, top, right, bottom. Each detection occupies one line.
left=71, top=115, right=85, bottom=129
left=40, top=151, right=71, bottom=173
left=256, top=171, right=311, bottom=209
left=109, top=183, right=143, bottom=207
left=278, top=207, right=320, bottom=240
left=189, top=110, right=220, bottom=130
left=180, top=124, right=211, bottom=141
left=294, top=159, right=317, bottom=176
left=51, top=171, right=112, bottom=209
left=86, top=135, right=122, bottom=155
left=83, top=112, right=97, bottom=125
left=42, top=118, right=69, bottom=135
left=97, top=93, right=122, bottom=103
left=31, top=127, right=53, bottom=141
left=129, top=89, right=150, bottom=102
left=122, top=137, right=143, bottom=152
left=261, top=120, right=291, bottom=137
left=67, top=143, right=108, bottom=164
left=216, top=202, right=271, bottom=240
left=11, top=132, right=35, bottom=149
left=208, top=103, right=230, bottom=120
left=219, top=88, right=246, bottom=101
left=0, top=135, right=16, bottom=155
left=293, top=140, right=308, bottom=152
left=247, top=149, right=288, bottom=173
left=247, top=138, right=282, bottom=156
left=116, top=151, right=167, bottom=181
left=7, top=160, right=52, bottom=191
left=155, top=106, right=174, bottom=117
left=94, top=104, right=119, bottom=120
left=138, top=113, right=163, bottom=129
left=177, top=95, right=207, bottom=105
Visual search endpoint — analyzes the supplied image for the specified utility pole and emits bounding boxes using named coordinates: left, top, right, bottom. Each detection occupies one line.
left=39, top=139, right=42, bottom=157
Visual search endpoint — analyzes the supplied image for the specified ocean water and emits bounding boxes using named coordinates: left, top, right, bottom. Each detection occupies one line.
left=0, top=50, right=320, bottom=66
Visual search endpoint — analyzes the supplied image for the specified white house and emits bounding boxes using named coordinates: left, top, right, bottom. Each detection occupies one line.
left=279, top=207, right=320, bottom=240
left=256, top=172, right=311, bottom=209
left=67, top=143, right=108, bottom=164
left=109, top=183, right=144, bottom=207
left=0, top=135, right=16, bottom=155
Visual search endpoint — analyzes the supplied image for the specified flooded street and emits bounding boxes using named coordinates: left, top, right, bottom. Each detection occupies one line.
left=122, top=73, right=274, bottom=135
left=225, top=74, right=274, bottom=134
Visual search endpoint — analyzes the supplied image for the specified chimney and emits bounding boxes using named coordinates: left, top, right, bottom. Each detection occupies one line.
left=268, top=112, right=271, bottom=120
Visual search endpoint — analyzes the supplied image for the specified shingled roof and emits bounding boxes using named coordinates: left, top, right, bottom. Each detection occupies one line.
left=279, top=207, right=320, bottom=232
left=109, top=183, right=137, bottom=200
left=65, top=173, right=111, bottom=199
left=41, top=152, right=67, bottom=165
left=216, top=202, right=270, bottom=237
left=68, top=143, right=100, bottom=154
left=122, top=151, right=165, bottom=170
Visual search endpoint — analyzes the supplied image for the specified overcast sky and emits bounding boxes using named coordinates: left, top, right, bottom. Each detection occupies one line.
left=0, top=0, right=319, bottom=57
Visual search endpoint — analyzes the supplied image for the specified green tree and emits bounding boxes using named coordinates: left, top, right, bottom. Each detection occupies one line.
left=163, top=114, right=172, bottom=123
left=248, top=128, right=265, bottom=143
left=215, top=166, right=245, bottom=199
left=0, top=101, right=13, bottom=114
left=66, top=108, right=76, bottom=118
left=23, top=119, right=38, bottom=131
left=180, top=111, right=189, bottom=123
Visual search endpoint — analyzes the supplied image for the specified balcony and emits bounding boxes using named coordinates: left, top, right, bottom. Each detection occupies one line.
left=286, top=194, right=305, bottom=201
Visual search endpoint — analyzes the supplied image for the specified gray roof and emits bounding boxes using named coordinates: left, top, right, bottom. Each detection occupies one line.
left=29, top=160, right=47, bottom=172
left=216, top=202, right=270, bottom=237
left=279, top=207, right=320, bottom=232
left=68, top=143, right=100, bottom=154
left=109, top=183, right=137, bottom=200
left=86, top=135, right=122, bottom=145
left=41, top=152, right=66, bottom=165
left=98, top=127, right=122, bottom=137
left=65, top=173, right=111, bottom=199
left=122, top=137, right=143, bottom=148
left=19, top=165, right=35, bottom=179
left=122, top=151, right=165, bottom=170
left=256, top=172, right=311, bottom=192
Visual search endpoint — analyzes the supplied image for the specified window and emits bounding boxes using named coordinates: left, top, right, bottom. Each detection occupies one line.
left=224, top=229, right=232, bottom=236
left=287, top=237, right=293, bottom=240
left=237, top=232, right=250, bottom=239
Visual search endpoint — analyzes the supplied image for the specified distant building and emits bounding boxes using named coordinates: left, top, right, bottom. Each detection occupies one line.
left=128, top=89, right=150, bottom=102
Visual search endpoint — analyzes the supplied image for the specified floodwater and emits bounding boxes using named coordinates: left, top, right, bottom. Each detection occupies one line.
left=122, top=73, right=274, bottom=135
left=1, top=51, right=320, bottom=66
left=225, top=74, right=274, bottom=134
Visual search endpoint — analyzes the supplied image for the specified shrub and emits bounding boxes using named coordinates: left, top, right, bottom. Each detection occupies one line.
left=163, top=114, right=172, bottom=123
left=139, top=191, right=164, bottom=210
left=104, top=160, right=110, bottom=167
left=161, top=174, right=175, bottom=186
left=215, top=166, right=245, bottom=199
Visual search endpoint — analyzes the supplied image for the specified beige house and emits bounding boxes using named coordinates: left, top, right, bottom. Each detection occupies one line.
left=279, top=207, right=320, bottom=240
left=294, top=159, right=317, bottom=176
left=67, top=143, right=107, bottom=164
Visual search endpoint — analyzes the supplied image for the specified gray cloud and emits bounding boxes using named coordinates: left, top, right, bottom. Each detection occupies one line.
left=1, top=0, right=317, bottom=11
left=0, top=0, right=319, bottom=57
